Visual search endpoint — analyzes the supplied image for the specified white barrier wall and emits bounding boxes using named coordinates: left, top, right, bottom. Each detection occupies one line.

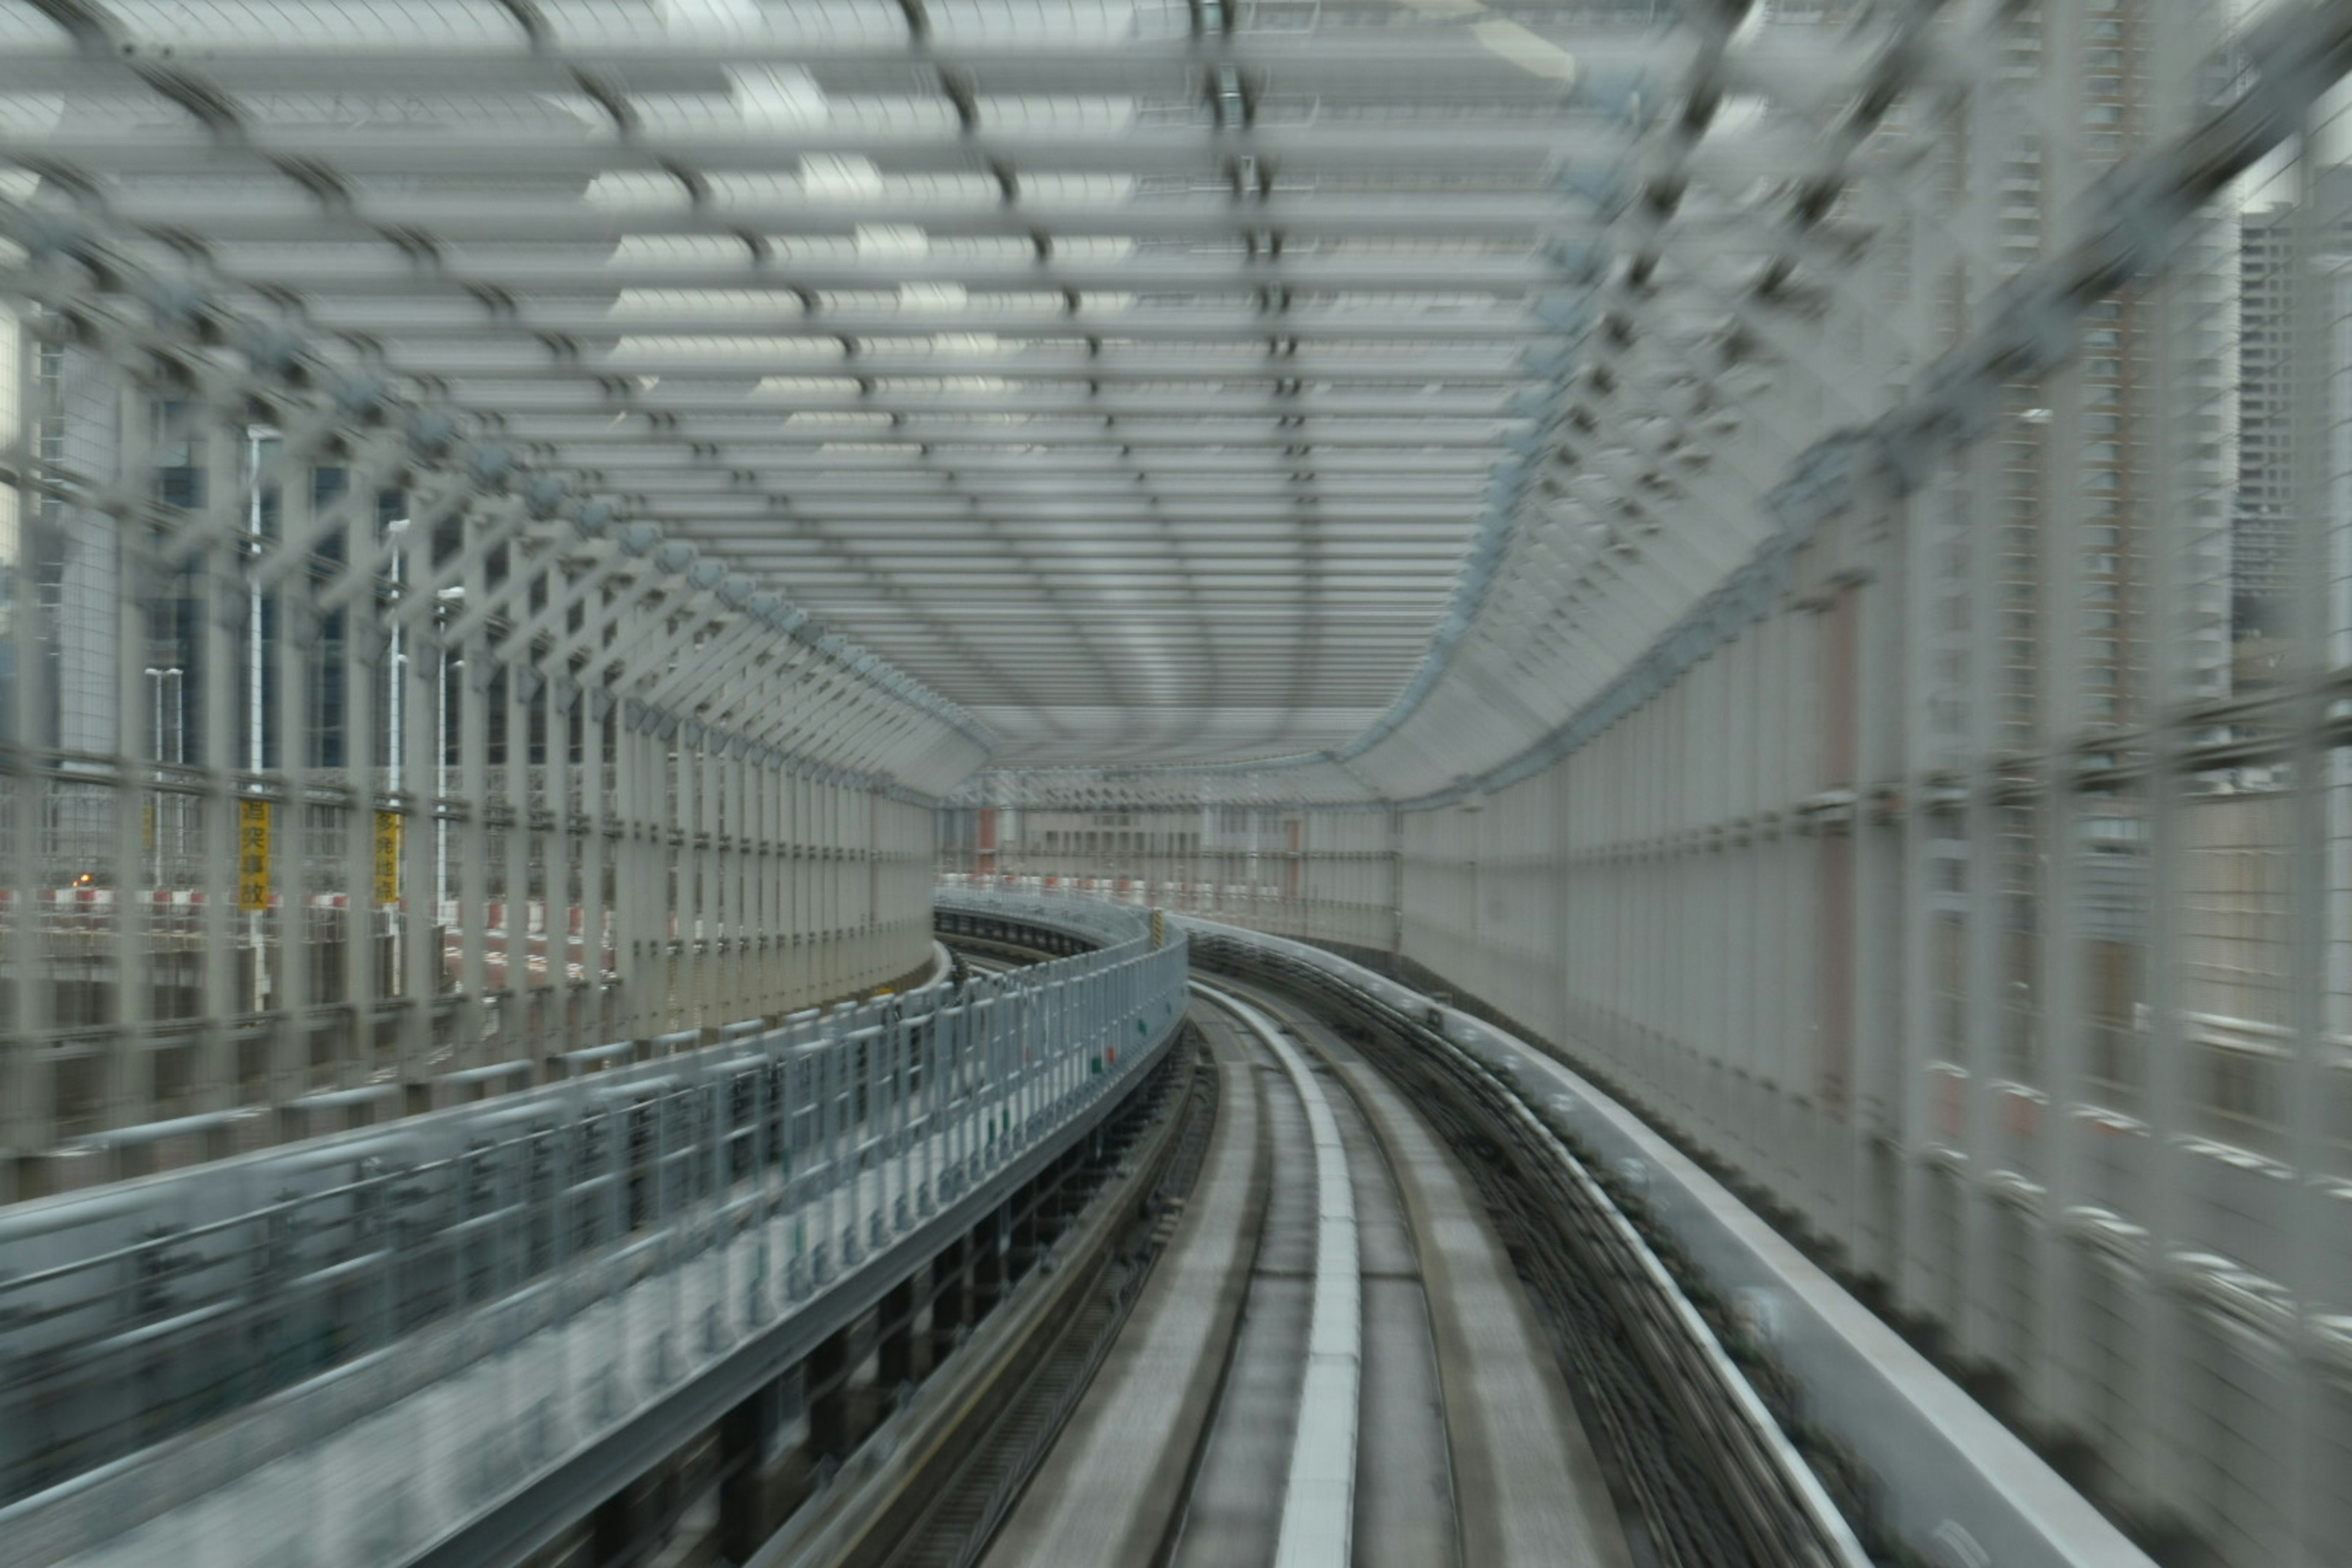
left=960, top=489, right=2352, bottom=1564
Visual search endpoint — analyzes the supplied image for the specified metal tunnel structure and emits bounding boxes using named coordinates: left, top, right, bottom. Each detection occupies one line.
left=2, top=1, right=2351, bottom=1564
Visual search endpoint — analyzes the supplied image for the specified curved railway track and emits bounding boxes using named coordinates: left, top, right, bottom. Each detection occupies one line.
left=845, top=960, right=1640, bottom=1568
left=768, top=929, right=1863, bottom=1568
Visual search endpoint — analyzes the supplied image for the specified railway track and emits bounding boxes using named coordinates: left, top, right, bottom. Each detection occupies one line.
left=742, top=938, right=1219, bottom=1568
left=1196, top=948, right=1868, bottom=1568
left=1136, top=977, right=1630, bottom=1568
left=797, top=940, right=1860, bottom=1568
left=883, top=1062, right=1216, bottom=1568
left=845, top=969, right=1632, bottom=1568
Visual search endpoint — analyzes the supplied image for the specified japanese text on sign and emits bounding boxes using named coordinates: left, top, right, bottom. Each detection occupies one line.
left=374, top=812, right=401, bottom=903
left=236, top=799, right=271, bottom=911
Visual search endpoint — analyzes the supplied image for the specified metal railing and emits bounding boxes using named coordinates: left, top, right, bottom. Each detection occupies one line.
left=0, top=893, right=1186, bottom=1568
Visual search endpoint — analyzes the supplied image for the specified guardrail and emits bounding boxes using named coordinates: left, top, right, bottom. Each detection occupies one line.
left=0, top=895, right=1186, bottom=1568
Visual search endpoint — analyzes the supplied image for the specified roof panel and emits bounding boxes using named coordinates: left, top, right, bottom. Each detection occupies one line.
left=1, top=0, right=1964, bottom=784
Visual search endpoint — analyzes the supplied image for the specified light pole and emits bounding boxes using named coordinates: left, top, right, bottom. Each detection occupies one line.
left=437, top=650, right=453, bottom=913
left=143, top=666, right=180, bottom=888
left=245, top=424, right=274, bottom=778
left=384, top=518, right=411, bottom=982
left=434, top=586, right=464, bottom=915
left=246, top=425, right=277, bottom=1009
left=385, top=519, right=410, bottom=797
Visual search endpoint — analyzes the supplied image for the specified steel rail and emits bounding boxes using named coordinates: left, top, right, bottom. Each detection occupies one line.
left=1188, top=979, right=1360, bottom=1568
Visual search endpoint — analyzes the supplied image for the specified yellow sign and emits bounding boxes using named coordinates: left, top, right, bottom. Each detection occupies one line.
left=374, top=811, right=402, bottom=904
left=236, top=799, right=272, bottom=911
left=1150, top=908, right=1165, bottom=949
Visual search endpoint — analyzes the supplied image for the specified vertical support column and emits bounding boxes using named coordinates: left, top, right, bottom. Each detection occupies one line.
left=342, top=480, right=383, bottom=1090
left=755, top=749, right=776, bottom=1017
left=840, top=767, right=859, bottom=981
left=690, top=729, right=711, bottom=1022
left=660, top=719, right=681, bottom=1034
left=1008, top=1180, right=1039, bottom=1281
left=546, top=674, right=576, bottom=1066
left=589, top=1485, right=643, bottom=1566
left=822, top=777, right=840, bottom=999
left=773, top=754, right=792, bottom=1013
left=773, top=749, right=791, bottom=1006
left=823, top=778, right=841, bottom=997
left=824, top=772, right=840, bottom=986
left=1955, top=421, right=2007, bottom=1365
left=399, top=538, right=437, bottom=1105
left=804, top=773, right=821, bottom=1000
left=271, top=454, right=314, bottom=1110
left=0, top=314, right=24, bottom=1190
left=1894, top=154, right=1959, bottom=1323
left=501, top=621, right=533, bottom=1072
left=699, top=729, right=717, bottom=1024
left=866, top=783, right=883, bottom=986
left=801, top=1327, right=854, bottom=1463
left=673, top=730, right=695, bottom=1028
left=786, top=767, right=805, bottom=1005
left=582, top=688, right=612, bottom=1043
left=617, top=704, right=650, bottom=1042
left=2029, top=0, right=2092, bottom=1439
left=876, top=1275, right=916, bottom=1392
left=1809, top=516, right=1859, bottom=1241
left=1734, top=603, right=1770, bottom=1183
left=110, top=397, right=153, bottom=1139
left=1849, top=486, right=1910, bottom=1286
left=455, top=511, right=492, bottom=1069
left=1896, top=476, right=1949, bottom=1322
left=2278, top=104, right=2340, bottom=1568
left=2028, top=358, right=2088, bottom=1424
left=6, top=313, right=55, bottom=1196
left=726, top=736, right=747, bottom=1020
left=970, top=1208, right=1005, bottom=1320
left=197, top=426, right=243, bottom=1121
left=722, top=734, right=743, bottom=1020
left=673, top=729, right=695, bottom=1026
left=2137, top=296, right=2197, bottom=1515
left=659, top=719, right=682, bottom=1035
left=1386, top=807, right=1405, bottom=956
left=716, top=1378, right=783, bottom=1562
